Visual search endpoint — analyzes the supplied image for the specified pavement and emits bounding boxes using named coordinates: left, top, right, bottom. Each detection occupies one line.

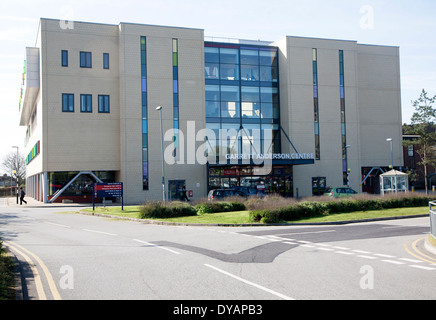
left=2, top=196, right=92, bottom=208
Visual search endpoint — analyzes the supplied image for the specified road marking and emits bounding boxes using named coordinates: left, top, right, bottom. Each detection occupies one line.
left=382, top=259, right=405, bottom=265
left=133, top=239, right=181, bottom=255
left=404, top=238, right=436, bottom=265
left=335, top=251, right=354, bottom=255
left=374, top=253, right=396, bottom=258
left=352, top=250, right=372, bottom=254
left=4, top=241, right=62, bottom=300
left=317, top=247, right=334, bottom=251
left=3, top=241, right=46, bottom=300
left=82, top=229, right=117, bottom=236
left=333, top=246, right=350, bottom=250
left=204, top=264, right=295, bottom=300
left=399, top=258, right=423, bottom=263
left=409, top=265, right=435, bottom=271
left=275, top=230, right=336, bottom=236
left=357, top=255, right=378, bottom=260
left=45, top=222, right=71, bottom=228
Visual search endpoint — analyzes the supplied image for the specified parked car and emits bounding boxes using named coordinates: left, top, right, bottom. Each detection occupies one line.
left=324, top=187, right=358, bottom=198
left=207, top=189, right=248, bottom=201
left=232, top=186, right=260, bottom=196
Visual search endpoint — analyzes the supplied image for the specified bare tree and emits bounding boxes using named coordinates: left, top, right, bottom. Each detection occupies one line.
left=1, top=151, right=26, bottom=186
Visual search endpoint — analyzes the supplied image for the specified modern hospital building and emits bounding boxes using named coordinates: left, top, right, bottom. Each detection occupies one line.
left=19, top=18, right=403, bottom=204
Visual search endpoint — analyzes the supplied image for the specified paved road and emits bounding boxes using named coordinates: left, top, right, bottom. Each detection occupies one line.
left=1, top=198, right=435, bottom=302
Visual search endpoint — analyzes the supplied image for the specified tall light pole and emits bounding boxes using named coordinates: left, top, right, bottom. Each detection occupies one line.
left=386, top=138, right=393, bottom=169
left=345, top=145, right=351, bottom=187
left=12, top=146, right=19, bottom=203
left=156, top=106, right=166, bottom=202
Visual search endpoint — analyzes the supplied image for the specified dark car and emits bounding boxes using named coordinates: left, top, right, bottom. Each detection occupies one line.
left=324, top=187, right=358, bottom=198
left=233, top=186, right=259, bottom=196
left=207, top=189, right=248, bottom=201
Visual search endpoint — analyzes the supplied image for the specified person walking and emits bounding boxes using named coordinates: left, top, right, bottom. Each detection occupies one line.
left=19, top=187, right=27, bottom=205
left=182, top=185, right=190, bottom=202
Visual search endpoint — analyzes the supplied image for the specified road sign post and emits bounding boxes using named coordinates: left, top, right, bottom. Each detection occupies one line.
left=93, top=182, right=123, bottom=211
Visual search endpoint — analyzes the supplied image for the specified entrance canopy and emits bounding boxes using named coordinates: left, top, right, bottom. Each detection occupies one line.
left=379, top=169, right=408, bottom=195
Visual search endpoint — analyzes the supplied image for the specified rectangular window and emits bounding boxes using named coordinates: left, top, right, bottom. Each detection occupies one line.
left=103, top=53, right=109, bottom=69
left=80, top=51, right=92, bottom=68
left=62, top=94, right=74, bottom=112
left=61, top=50, right=68, bottom=67
left=80, top=94, right=92, bottom=113
left=98, top=95, right=110, bottom=113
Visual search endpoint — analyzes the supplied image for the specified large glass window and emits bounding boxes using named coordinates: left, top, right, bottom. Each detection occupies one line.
left=205, top=43, right=280, bottom=157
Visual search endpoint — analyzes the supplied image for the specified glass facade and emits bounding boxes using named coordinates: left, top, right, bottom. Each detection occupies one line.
left=205, top=42, right=280, bottom=159
left=313, top=48, right=320, bottom=160
left=140, top=36, right=149, bottom=190
left=339, top=50, right=347, bottom=185
left=172, top=39, right=180, bottom=159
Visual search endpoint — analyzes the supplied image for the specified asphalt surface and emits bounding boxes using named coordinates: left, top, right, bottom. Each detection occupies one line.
left=1, top=197, right=436, bottom=302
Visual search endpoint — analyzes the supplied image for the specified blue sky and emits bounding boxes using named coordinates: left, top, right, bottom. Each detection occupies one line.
left=0, top=0, right=435, bottom=174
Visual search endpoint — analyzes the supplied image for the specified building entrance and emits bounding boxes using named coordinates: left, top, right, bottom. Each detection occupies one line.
left=208, top=165, right=293, bottom=197
left=168, top=180, right=186, bottom=201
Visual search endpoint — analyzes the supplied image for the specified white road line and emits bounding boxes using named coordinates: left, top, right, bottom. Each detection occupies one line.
left=382, top=259, right=405, bottom=265
left=409, top=265, right=436, bottom=271
left=374, top=253, right=396, bottom=258
left=317, top=247, right=334, bottom=251
left=133, top=239, right=181, bottom=255
left=335, top=251, right=354, bottom=255
left=45, top=222, right=71, bottom=228
left=352, top=250, right=372, bottom=254
left=283, top=241, right=297, bottom=245
left=275, top=230, right=336, bottom=236
left=82, top=229, right=117, bottom=236
left=399, top=258, right=423, bottom=263
left=357, top=255, right=378, bottom=260
left=204, top=264, right=295, bottom=300
left=333, top=246, right=350, bottom=250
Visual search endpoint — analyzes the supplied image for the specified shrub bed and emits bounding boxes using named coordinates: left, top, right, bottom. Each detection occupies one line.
left=138, top=200, right=246, bottom=219
left=248, top=194, right=435, bottom=224
left=139, top=201, right=197, bottom=219
left=195, top=201, right=246, bottom=215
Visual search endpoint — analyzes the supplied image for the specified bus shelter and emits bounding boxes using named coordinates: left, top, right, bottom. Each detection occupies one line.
left=379, top=169, right=408, bottom=195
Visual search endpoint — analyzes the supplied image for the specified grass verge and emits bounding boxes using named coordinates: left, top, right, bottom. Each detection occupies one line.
left=82, top=205, right=428, bottom=225
left=0, top=241, right=15, bottom=300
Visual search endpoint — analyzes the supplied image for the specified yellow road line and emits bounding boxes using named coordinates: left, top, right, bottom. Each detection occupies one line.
left=404, top=238, right=436, bottom=265
left=3, top=241, right=46, bottom=300
left=4, top=241, right=62, bottom=300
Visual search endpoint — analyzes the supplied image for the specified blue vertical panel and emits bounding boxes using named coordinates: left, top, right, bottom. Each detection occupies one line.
left=339, top=50, right=347, bottom=185
left=141, top=36, right=149, bottom=190
left=173, top=39, right=179, bottom=156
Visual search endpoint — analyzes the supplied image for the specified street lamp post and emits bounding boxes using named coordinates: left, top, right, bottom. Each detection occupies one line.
left=345, top=145, right=351, bottom=188
left=156, top=106, right=166, bottom=202
left=386, top=138, right=393, bottom=169
left=12, top=146, right=19, bottom=204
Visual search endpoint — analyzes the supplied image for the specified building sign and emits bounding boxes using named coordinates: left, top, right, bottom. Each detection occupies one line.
left=225, top=153, right=315, bottom=160
left=93, top=182, right=124, bottom=210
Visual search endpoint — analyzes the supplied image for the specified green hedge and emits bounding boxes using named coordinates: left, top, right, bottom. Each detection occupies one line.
left=195, top=202, right=246, bottom=215
left=249, top=195, right=435, bottom=224
left=139, top=201, right=246, bottom=219
left=139, top=201, right=197, bottom=219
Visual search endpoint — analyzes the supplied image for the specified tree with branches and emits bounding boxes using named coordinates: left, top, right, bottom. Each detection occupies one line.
left=1, top=151, right=26, bottom=187
left=403, top=89, right=436, bottom=194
